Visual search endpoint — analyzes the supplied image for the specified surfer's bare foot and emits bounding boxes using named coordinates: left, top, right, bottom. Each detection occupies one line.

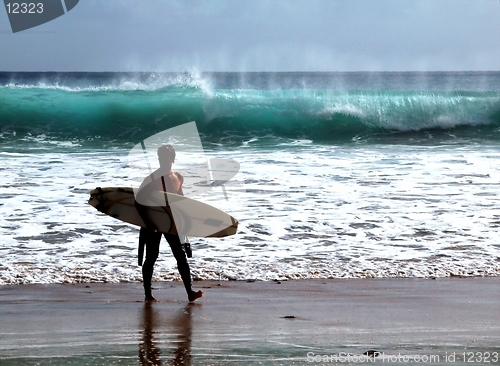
left=145, top=294, right=158, bottom=302
left=188, top=290, right=203, bottom=302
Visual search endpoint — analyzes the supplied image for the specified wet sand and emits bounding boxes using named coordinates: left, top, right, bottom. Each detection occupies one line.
left=1, top=278, right=499, bottom=365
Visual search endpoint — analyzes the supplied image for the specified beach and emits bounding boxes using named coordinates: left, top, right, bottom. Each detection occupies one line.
left=1, top=72, right=500, bottom=364
left=1, top=277, right=499, bottom=365
left=2, top=0, right=500, bottom=362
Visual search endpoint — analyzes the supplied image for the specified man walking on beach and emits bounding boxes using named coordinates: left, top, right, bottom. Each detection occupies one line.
left=135, top=144, right=203, bottom=302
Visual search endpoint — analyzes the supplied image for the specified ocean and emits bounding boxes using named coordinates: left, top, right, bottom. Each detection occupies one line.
left=1, top=71, right=500, bottom=285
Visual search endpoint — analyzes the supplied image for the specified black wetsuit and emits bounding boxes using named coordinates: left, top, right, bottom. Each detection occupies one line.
left=140, top=227, right=192, bottom=297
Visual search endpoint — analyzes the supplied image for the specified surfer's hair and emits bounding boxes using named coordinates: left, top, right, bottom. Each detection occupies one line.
left=157, top=144, right=176, bottom=162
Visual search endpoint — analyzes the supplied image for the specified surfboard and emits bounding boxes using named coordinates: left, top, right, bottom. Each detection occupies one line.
left=88, top=187, right=238, bottom=237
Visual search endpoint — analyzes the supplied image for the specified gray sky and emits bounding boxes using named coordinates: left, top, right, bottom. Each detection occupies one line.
left=1, top=0, right=499, bottom=72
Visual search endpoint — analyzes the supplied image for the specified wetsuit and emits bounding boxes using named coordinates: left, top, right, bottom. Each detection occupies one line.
left=140, top=227, right=192, bottom=297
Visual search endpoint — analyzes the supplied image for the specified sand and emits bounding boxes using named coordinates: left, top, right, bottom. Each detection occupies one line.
left=1, top=277, right=499, bottom=365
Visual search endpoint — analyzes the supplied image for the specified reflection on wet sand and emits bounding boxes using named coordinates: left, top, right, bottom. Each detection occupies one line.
left=139, top=303, right=194, bottom=365
left=171, top=304, right=193, bottom=365
left=139, top=303, right=162, bottom=365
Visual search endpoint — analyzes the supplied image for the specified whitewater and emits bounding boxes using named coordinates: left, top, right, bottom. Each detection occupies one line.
left=1, top=71, right=500, bottom=285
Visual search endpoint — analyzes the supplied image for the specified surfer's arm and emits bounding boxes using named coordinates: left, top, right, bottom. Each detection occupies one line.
left=175, top=171, right=184, bottom=196
left=135, top=180, right=159, bottom=232
left=134, top=200, right=159, bottom=232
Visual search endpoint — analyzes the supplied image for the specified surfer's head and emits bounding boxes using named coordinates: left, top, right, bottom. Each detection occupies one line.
left=157, top=144, right=176, bottom=167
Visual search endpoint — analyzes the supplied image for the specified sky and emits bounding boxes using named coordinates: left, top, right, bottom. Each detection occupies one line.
left=0, top=0, right=499, bottom=72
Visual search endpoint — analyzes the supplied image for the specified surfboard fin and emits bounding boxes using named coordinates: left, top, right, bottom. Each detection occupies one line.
left=94, top=187, right=106, bottom=212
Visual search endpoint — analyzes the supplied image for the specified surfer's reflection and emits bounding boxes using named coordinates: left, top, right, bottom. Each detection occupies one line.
left=171, top=304, right=193, bottom=365
left=139, top=303, right=193, bottom=366
left=139, top=303, right=162, bottom=365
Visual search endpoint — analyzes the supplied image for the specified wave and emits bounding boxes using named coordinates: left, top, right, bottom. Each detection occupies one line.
left=1, top=77, right=500, bottom=146
left=0, top=71, right=213, bottom=92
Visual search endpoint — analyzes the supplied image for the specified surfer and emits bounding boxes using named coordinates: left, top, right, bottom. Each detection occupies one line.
left=135, top=144, right=203, bottom=303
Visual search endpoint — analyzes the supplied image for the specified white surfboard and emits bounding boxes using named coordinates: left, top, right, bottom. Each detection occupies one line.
left=88, top=187, right=238, bottom=237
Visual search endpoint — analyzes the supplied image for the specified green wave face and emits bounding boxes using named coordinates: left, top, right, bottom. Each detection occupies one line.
left=1, top=75, right=500, bottom=148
